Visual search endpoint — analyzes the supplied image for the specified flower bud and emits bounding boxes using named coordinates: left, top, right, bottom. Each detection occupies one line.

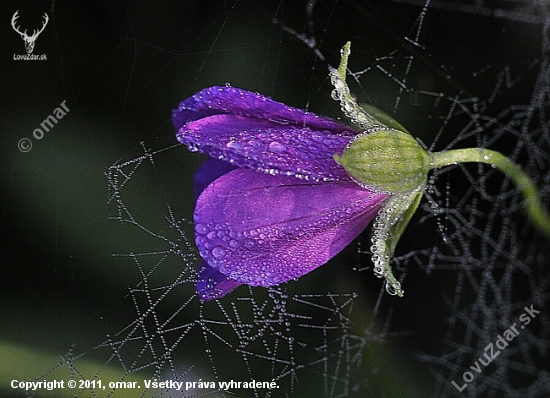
left=334, top=129, right=432, bottom=193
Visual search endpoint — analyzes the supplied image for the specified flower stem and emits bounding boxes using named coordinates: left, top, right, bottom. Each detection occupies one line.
left=431, top=148, right=550, bottom=238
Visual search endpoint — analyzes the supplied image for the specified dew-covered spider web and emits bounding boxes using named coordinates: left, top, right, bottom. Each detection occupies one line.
left=17, top=0, right=550, bottom=397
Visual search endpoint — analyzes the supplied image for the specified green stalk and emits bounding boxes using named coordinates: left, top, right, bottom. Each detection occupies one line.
left=431, top=148, right=550, bottom=238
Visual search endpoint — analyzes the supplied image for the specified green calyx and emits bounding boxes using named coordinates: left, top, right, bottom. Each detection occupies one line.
left=330, top=41, right=550, bottom=298
left=334, top=128, right=431, bottom=194
left=329, top=41, right=427, bottom=297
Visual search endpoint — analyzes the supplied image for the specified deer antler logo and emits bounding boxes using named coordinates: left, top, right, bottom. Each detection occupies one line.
left=11, top=11, right=49, bottom=54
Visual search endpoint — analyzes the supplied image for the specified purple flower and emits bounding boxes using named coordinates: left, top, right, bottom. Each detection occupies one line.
left=173, top=86, right=387, bottom=301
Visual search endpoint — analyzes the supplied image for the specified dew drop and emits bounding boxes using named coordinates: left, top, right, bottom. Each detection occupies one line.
left=199, top=248, right=211, bottom=259
left=311, top=131, right=323, bottom=141
left=249, top=138, right=261, bottom=147
left=187, top=143, right=200, bottom=152
left=268, top=141, right=286, bottom=153
left=226, top=140, right=242, bottom=150
left=212, top=246, right=226, bottom=259
left=385, top=280, right=401, bottom=296
left=196, top=223, right=209, bottom=234
left=244, top=239, right=255, bottom=248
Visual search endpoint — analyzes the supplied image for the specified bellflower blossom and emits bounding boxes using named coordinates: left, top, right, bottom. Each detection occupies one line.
left=173, top=86, right=387, bottom=301
left=174, top=42, right=550, bottom=301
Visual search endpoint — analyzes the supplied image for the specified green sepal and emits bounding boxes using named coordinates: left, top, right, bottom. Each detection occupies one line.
left=358, top=103, right=409, bottom=134
left=387, top=189, right=423, bottom=255
left=371, top=187, right=424, bottom=297
left=330, top=42, right=387, bottom=130
left=332, top=42, right=410, bottom=134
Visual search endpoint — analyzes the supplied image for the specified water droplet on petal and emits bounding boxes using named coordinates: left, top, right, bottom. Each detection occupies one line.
left=212, top=246, right=226, bottom=259
left=244, top=239, right=255, bottom=248
left=249, top=138, right=261, bottom=147
left=196, top=223, right=209, bottom=234
left=199, top=248, right=211, bottom=259
left=311, top=131, right=323, bottom=141
left=226, top=140, right=242, bottom=150
left=268, top=141, right=286, bottom=153
left=187, top=143, right=200, bottom=152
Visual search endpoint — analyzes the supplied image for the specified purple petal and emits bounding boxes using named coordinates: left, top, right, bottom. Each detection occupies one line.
left=194, top=169, right=386, bottom=287
left=178, top=114, right=356, bottom=181
left=196, top=262, right=242, bottom=302
left=193, top=159, right=241, bottom=301
left=172, top=86, right=353, bottom=133
left=193, top=158, right=237, bottom=198
left=174, top=87, right=360, bottom=182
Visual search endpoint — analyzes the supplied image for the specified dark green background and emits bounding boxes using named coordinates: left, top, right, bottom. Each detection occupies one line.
left=1, top=1, right=549, bottom=397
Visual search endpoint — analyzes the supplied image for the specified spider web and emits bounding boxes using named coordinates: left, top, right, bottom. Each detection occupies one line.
left=14, top=0, right=550, bottom=397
